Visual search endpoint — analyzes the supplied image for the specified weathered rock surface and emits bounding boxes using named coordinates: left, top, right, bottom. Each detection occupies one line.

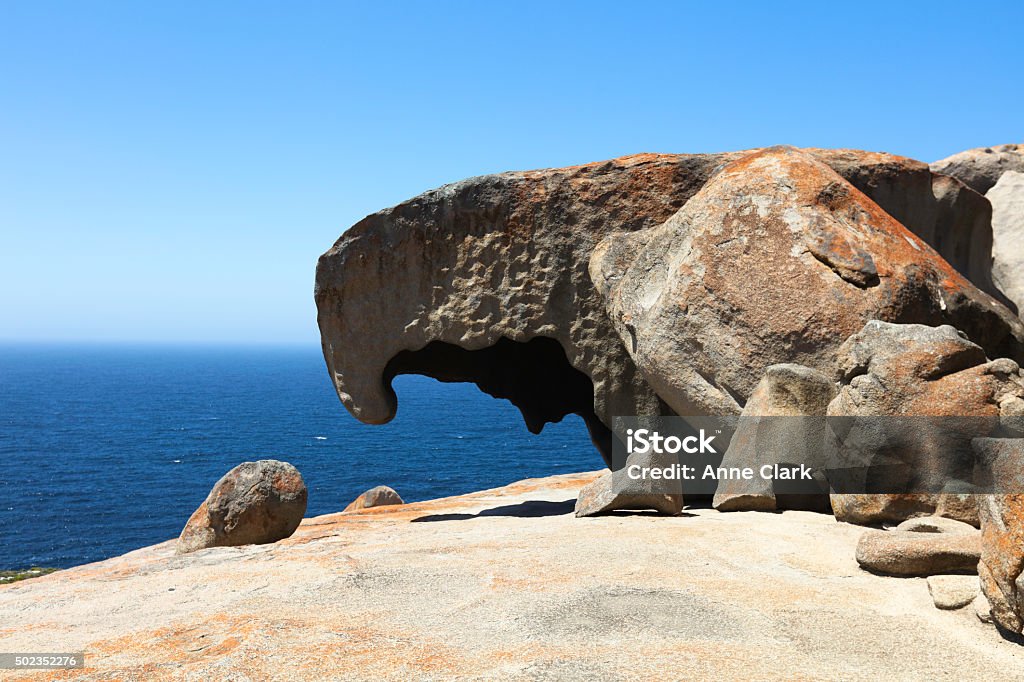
left=573, top=469, right=682, bottom=517
left=828, top=321, right=1024, bottom=525
left=4, top=472, right=1024, bottom=680
left=316, top=147, right=1018, bottom=463
left=830, top=321, right=1020, bottom=417
left=978, top=493, right=1024, bottom=634
left=176, top=460, right=307, bottom=555
left=826, top=147, right=1008, bottom=307
left=932, top=143, right=1024, bottom=194
left=987, top=171, right=1024, bottom=316
left=344, top=485, right=404, bottom=512
left=831, top=495, right=942, bottom=526
left=928, top=574, right=979, bottom=610
left=590, top=147, right=1023, bottom=420
left=974, top=438, right=1024, bottom=634
left=897, top=516, right=979, bottom=535
left=856, top=529, right=981, bottom=577
left=936, top=493, right=982, bottom=528
left=712, top=364, right=835, bottom=512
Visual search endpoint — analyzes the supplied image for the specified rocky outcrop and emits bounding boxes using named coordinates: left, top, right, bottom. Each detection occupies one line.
left=712, top=364, right=835, bottom=512
left=974, top=438, right=1024, bottom=634
left=574, top=469, right=683, bottom=517
left=824, top=147, right=1009, bottom=307
left=987, top=171, right=1024, bottom=316
left=176, top=460, right=308, bottom=554
left=829, top=322, right=1021, bottom=418
left=590, top=148, right=1024, bottom=420
left=978, top=492, right=1024, bottom=634
left=316, top=147, right=1019, bottom=463
left=932, top=143, right=1024, bottom=195
left=827, top=321, right=1024, bottom=525
left=8, top=472, right=1024, bottom=678
left=856, top=529, right=981, bottom=577
left=344, top=485, right=405, bottom=512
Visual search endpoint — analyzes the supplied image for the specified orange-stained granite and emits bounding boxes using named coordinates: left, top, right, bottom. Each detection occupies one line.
left=2, top=470, right=1023, bottom=681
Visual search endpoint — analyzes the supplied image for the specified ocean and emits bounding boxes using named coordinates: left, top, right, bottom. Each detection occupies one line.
left=0, top=344, right=599, bottom=569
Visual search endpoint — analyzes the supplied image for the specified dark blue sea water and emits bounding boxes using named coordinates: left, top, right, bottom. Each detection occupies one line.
left=0, top=344, right=599, bottom=569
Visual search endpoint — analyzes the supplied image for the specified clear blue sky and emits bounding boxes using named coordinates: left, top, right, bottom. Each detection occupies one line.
left=2, top=1, right=1021, bottom=344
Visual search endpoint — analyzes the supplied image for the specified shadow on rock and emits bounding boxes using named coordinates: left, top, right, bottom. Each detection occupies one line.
left=411, top=499, right=578, bottom=522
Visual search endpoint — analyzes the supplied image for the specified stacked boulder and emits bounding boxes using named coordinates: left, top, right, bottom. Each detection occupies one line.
left=589, top=146, right=1023, bottom=419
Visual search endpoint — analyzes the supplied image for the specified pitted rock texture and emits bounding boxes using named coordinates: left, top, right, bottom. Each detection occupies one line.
left=987, top=171, right=1024, bottom=317
left=712, top=363, right=835, bottom=513
left=316, top=147, right=1016, bottom=462
left=932, top=143, right=1024, bottom=195
left=344, top=485, right=404, bottom=512
left=827, top=322, right=1024, bottom=525
left=591, top=147, right=1024, bottom=420
left=176, top=460, right=307, bottom=555
left=974, top=438, right=1024, bottom=634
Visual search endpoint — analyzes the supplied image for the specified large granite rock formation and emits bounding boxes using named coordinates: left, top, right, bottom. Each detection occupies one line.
left=315, top=147, right=1018, bottom=462
left=590, top=147, right=1023, bottom=419
left=932, top=143, right=1024, bottom=194
left=987, top=171, right=1024, bottom=316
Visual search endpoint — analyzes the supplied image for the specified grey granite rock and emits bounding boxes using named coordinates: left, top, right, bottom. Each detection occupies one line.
left=856, top=529, right=980, bottom=577
left=176, top=460, right=308, bottom=554
left=987, top=171, right=1024, bottom=317
left=932, top=143, right=1024, bottom=194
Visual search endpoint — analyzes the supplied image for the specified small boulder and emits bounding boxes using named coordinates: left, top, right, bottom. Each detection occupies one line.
left=855, top=529, right=980, bottom=577
left=713, top=364, right=835, bottom=513
left=831, top=494, right=939, bottom=526
left=927, top=575, right=979, bottom=610
left=344, top=485, right=404, bottom=512
left=176, top=460, right=308, bottom=555
left=575, top=470, right=683, bottom=518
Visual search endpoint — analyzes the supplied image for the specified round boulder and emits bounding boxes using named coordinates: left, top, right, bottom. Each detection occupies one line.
left=176, top=460, right=308, bottom=555
left=344, top=485, right=405, bottom=512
